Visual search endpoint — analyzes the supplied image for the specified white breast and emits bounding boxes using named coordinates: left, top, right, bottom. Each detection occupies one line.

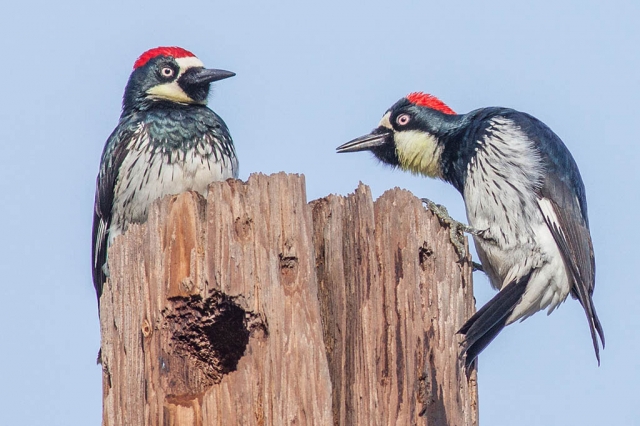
left=109, top=124, right=238, bottom=243
left=463, top=117, right=571, bottom=320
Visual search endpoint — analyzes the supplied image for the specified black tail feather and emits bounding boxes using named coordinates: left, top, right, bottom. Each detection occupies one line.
left=459, top=271, right=532, bottom=368
left=462, top=316, right=510, bottom=370
left=584, top=296, right=605, bottom=365
left=568, top=277, right=605, bottom=364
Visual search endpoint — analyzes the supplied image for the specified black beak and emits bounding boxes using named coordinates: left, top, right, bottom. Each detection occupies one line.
left=336, top=128, right=393, bottom=153
left=177, top=67, right=235, bottom=103
left=179, top=67, right=236, bottom=86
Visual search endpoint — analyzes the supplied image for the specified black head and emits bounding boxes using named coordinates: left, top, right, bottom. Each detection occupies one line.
left=337, top=93, right=458, bottom=178
left=122, top=46, right=235, bottom=113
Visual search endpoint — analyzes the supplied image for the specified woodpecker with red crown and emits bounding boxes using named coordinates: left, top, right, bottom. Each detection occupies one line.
left=337, top=93, right=604, bottom=367
left=92, top=47, right=237, bottom=305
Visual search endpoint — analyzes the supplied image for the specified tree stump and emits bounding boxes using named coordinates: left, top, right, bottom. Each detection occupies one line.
left=99, top=172, right=478, bottom=426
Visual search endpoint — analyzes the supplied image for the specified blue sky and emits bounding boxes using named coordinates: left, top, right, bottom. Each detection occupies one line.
left=1, top=1, right=638, bottom=424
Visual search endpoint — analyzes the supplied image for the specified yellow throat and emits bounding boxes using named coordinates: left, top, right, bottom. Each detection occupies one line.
left=394, top=130, right=443, bottom=178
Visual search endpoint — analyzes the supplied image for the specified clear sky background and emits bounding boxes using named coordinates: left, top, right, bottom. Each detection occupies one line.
left=1, top=1, right=638, bottom=425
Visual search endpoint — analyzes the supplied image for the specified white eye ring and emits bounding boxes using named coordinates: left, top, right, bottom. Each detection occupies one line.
left=161, top=67, right=174, bottom=78
left=397, top=113, right=411, bottom=126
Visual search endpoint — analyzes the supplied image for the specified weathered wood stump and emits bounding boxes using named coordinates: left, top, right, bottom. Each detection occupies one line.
left=100, top=172, right=478, bottom=426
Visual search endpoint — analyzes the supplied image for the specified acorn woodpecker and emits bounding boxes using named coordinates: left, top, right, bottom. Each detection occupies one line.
left=337, top=92, right=604, bottom=367
left=92, top=46, right=237, bottom=304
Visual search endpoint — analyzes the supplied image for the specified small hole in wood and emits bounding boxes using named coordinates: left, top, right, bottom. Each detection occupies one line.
left=141, top=319, right=152, bottom=337
left=165, top=291, right=267, bottom=384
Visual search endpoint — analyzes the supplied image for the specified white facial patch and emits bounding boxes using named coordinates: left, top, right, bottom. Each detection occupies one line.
left=378, top=112, right=392, bottom=130
left=175, top=56, right=205, bottom=71
left=394, top=130, right=443, bottom=178
left=146, top=56, right=207, bottom=104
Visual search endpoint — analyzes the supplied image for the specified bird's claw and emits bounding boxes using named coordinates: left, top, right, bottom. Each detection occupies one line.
left=421, top=198, right=468, bottom=259
left=421, top=198, right=482, bottom=264
left=102, top=263, right=111, bottom=278
left=472, top=261, right=484, bottom=272
left=421, top=199, right=487, bottom=272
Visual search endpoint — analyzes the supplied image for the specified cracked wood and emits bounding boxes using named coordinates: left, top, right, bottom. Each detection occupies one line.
left=100, top=173, right=478, bottom=426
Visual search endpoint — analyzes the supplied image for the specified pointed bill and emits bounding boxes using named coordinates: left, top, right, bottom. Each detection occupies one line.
left=336, top=128, right=392, bottom=153
left=180, top=68, right=236, bottom=85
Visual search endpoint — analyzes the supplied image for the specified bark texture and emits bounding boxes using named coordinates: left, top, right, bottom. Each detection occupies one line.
left=100, top=172, right=478, bottom=426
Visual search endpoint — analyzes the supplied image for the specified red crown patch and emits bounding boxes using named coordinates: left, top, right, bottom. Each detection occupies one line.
left=406, top=92, right=455, bottom=115
left=133, top=46, right=196, bottom=69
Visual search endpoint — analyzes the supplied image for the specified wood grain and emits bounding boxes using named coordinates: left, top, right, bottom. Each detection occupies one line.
left=100, top=173, right=478, bottom=426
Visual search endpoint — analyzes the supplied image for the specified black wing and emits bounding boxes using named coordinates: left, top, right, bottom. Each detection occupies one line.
left=520, top=113, right=605, bottom=362
left=91, top=122, right=137, bottom=303
left=538, top=178, right=605, bottom=362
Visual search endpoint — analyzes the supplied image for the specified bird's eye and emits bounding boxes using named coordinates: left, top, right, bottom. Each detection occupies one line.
left=396, top=114, right=411, bottom=126
left=160, top=67, right=175, bottom=79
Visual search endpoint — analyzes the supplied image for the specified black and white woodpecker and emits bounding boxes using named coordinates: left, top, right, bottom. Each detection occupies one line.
left=92, top=46, right=237, bottom=305
left=336, top=92, right=604, bottom=367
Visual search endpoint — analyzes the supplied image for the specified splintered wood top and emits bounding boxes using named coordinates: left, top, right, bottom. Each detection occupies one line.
left=100, top=173, right=477, bottom=426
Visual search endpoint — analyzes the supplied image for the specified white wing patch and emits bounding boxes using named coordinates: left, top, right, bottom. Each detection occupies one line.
left=538, top=197, right=566, bottom=241
left=94, top=218, right=107, bottom=268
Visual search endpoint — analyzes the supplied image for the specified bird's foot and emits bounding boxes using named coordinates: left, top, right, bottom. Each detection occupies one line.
left=421, top=198, right=482, bottom=262
left=102, top=263, right=110, bottom=278
left=472, top=261, right=484, bottom=272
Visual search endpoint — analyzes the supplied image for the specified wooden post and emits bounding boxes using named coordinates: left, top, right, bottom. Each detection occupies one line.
left=100, top=172, right=478, bottom=426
